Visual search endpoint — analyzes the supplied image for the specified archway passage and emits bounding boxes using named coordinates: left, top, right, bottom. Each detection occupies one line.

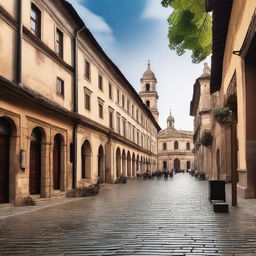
left=98, top=145, right=104, bottom=182
left=163, top=161, right=167, bottom=170
left=53, top=134, right=62, bottom=190
left=186, top=161, right=191, bottom=170
left=174, top=159, right=180, bottom=170
left=81, top=140, right=91, bottom=179
left=116, top=148, right=121, bottom=178
left=122, top=150, right=126, bottom=176
left=127, top=151, right=131, bottom=177
left=29, top=128, right=42, bottom=195
left=132, top=153, right=136, bottom=176
left=0, top=118, right=11, bottom=203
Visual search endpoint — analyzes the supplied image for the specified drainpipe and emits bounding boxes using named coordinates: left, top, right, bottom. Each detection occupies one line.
left=17, top=0, right=23, bottom=85
left=72, top=25, right=86, bottom=188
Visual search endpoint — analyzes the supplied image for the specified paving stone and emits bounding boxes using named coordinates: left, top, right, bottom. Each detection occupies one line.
left=0, top=174, right=256, bottom=255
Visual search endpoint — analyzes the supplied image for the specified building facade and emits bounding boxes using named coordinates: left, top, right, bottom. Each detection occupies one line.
left=158, top=111, right=194, bottom=171
left=206, top=0, right=256, bottom=198
left=0, top=0, right=160, bottom=205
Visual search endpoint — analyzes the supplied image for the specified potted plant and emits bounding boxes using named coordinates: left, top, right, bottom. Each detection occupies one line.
left=200, top=132, right=213, bottom=147
left=213, top=107, right=232, bottom=126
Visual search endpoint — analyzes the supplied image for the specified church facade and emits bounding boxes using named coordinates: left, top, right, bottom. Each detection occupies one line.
left=157, top=112, right=194, bottom=171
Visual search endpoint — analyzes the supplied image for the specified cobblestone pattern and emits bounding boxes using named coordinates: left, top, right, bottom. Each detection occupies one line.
left=0, top=174, right=256, bottom=255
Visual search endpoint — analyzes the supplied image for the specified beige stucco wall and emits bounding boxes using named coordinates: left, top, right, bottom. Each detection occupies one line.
left=0, top=97, right=73, bottom=204
left=0, top=18, right=16, bottom=81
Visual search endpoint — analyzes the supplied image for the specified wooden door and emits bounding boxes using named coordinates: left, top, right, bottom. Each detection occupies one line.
left=0, top=134, right=10, bottom=203
left=53, top=135, right=61, bottom=190
left=29, top=129, right=41, bottom=195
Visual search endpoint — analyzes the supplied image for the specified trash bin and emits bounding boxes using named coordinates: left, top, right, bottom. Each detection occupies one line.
left=209, top=180, right=226, bottom=202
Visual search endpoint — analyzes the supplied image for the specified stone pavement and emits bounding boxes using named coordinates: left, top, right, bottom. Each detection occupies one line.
left=0, top=174, right=256, bottom=256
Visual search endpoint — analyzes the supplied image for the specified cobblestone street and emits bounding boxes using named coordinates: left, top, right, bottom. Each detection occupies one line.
left=1, top=174, right=256, bottom=255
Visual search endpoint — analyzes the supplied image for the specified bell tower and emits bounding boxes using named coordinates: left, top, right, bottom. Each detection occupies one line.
left=167, top=109, right=175, bottom=128
left=139, top=61, right=159, bottom=122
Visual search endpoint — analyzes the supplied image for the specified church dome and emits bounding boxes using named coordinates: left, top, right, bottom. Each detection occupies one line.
left=167, top=110, right=175, bottom=128
left=141, top=61, right=156, bottom=81
left=167, top=113, right=175, bottom=122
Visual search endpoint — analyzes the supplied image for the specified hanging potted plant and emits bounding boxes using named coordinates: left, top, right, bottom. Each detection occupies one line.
left=213, top=107, right=232, bottom=126
left=200, top=131, right=213, bottom=147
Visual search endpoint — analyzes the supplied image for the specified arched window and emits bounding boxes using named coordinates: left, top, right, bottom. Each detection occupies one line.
left=174, top=141, right=179, bottom=149
left=146, top=84, right=150, bottom=91
left=186, top=142, right=190, bottom=150
left=163, top=142, right=167, bottom=150
left=146, top=100, right=150, bottom=108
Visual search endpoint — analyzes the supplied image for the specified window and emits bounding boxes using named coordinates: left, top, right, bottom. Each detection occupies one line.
left=186, top=142, right=191, bottom=150
left=30, top=3, right=41, bottom=38
left=146, top=100, right=150, bottom=108
left=109, top=111, right=113, bottom=129
left=98, top=75, right=103, bottom=91
left=84, top=87, right=92, bottom=111
left=137, top=131, right=140, bottom=145
left=146, top=83, right=150, bottom=91
left=109, top=83, right=112, bottom=99
left=174, top=141, right=179, bottom=150
left=117, top=114, right=121, bottom=134
left=56, top=77, right=64, bottom=96
left=122, top=95, right=125, bottom=108
left=163, top=143, right=167, bottom=150
left=56, top=29, right=63, bottom=58
left=84, top=60, right=90, bottom=80
left=99, top=103, right=103, bottom=118
left=123, top=119, right=126, bottom=137
left=127, top=99, right=130, bottom=113
left=133, top=126, right=135, bottom=142
left=128, top=122, right=131, bottom=140
left=136, top=109, right=139, bottom=121
left=84, top=94, right=90, bottom=110
left=117, top=89, right=120, bottom=103
left=132, top=105, right=134, bottom=117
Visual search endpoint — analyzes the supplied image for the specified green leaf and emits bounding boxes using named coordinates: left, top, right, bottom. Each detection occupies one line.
left=161, top=0, right=212, bottom=63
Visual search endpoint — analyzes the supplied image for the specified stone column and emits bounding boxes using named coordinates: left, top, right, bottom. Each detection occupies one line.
left=105, top=142, right=114, bottom=183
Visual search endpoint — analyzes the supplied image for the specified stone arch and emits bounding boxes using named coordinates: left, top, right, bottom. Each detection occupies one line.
left=53, top=133, right=64, bottom=190
left=0, top=116, right=18, bottom=203
left=98, top=145, right=104, bottom=182
left=163, top=160, right=167, bottom=170
left=29, top=127, right=46, bottom=195
left=81, top=140, right=92, bottom=179
left=132, top=153, right=136, bottom=176
left=140, top=156, right=143, bottom=173
left=0, top=117, right=14, bottom=203
left=116, top=147, right=121, bottom=178
left=186, top=161, right=191, bottom=170
left=122, top=149, right=126, bottom=176
left=127, top=151, right=131, bottom=177
left=174, top=158, right=180, bottom=170
left=136, top=154, right=140, bottom=174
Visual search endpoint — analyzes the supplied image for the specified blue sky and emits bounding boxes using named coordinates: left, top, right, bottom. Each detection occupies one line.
left=67, top=0, right=210, bottom=131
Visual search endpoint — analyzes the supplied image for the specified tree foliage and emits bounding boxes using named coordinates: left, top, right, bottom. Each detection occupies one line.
left=161, top=0, right=212, bottom=63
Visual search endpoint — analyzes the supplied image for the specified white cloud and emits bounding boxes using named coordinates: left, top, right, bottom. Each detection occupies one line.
left=66, top=0, right=114, bottom=44
left=141, top=0, right=170, bottom=20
